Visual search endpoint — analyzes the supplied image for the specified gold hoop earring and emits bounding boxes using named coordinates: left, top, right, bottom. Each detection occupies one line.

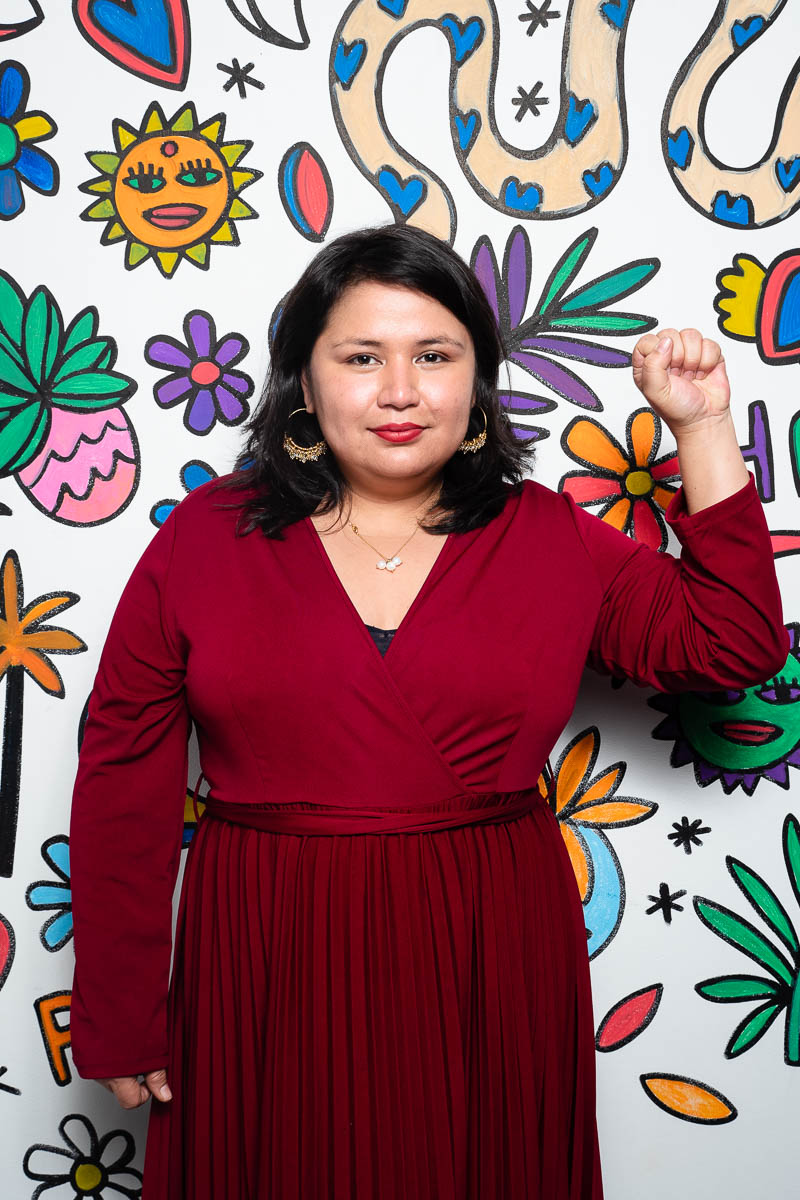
left=457, top=405, right=487, bottom=453
left=283, top=406, right=328, bottom=463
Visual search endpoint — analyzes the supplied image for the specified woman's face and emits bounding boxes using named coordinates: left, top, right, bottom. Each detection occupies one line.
left=300, top=280, right=477, bottom=494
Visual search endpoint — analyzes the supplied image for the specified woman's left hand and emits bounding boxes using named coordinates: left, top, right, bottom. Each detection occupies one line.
left=631, top=327, right=731, bottom=434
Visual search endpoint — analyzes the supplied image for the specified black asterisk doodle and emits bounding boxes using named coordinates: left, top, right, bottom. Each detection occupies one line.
left=646, top=883, right=687, bottom=924
left=519, top=0, right=561, bottom=35
left=512, top=81, right=549, bottom=121
left=217, top=58, right=265, bottom=99
left=668, top=816, right=711, bottom=855
left=0, top=1065, right=20, bottom=1095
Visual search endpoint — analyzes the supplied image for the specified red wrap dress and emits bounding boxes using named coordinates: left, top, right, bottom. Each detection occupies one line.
left=68, top=470, right=788, bottom=1199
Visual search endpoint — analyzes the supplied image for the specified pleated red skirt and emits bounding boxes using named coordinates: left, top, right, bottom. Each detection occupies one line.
left=142, top=790, right=604, bottom=1198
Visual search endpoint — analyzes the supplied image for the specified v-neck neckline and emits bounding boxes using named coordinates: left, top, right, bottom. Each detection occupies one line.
left=302, top=515, right=454, bottom=661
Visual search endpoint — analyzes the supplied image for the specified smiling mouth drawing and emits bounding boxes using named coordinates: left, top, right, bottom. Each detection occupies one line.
left=143, top=204, right=207, bottom=229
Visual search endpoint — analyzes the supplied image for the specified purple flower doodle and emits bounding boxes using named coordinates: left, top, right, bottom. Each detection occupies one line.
left=145, top=311, right=254, bottom=435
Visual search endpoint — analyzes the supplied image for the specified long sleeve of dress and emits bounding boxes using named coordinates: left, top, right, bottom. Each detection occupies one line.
left=68, top=508, right=191, bottom=1080
left=563, top=470, right=789, bottom=692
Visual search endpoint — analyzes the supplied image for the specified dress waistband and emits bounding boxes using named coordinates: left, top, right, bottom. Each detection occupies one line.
left=199, top=787, right=547, bottom=836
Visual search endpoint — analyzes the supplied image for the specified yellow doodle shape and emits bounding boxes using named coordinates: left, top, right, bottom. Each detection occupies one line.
left=715, top=254, right=767, bottom=339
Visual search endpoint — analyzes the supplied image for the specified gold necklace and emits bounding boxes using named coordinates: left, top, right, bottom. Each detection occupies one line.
left=347, top=521, right=419, bottom=571
left=346, top=488, right=440, bottom=572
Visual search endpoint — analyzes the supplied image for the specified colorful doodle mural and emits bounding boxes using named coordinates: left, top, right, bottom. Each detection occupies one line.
left=649, top=622, right=800, bottom=796
left=0, top=549, right=85, bottom=878
left=547, top=725, right=657, bottom=958
left=330, top=0, right=635, bottom=240
left=2, top=3, right=798, bottom=1196
left=663, top=0, right=800, bottom=230
left=695, top=810, right=800, bottom=1065
left=72, top=0, right=191, bottom=90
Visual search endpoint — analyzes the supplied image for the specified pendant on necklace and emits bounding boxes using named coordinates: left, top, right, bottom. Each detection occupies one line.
left=376, top=556, right=402, bottom=571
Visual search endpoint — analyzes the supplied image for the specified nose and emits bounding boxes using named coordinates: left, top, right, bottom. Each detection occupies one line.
left=377, top=356, right=420, bottom=407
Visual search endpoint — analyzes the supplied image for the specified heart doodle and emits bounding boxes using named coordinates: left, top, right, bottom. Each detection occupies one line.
left=600, top=0, right=629, bottom=31
left=377, top=0, right=409, bottom=16
left=564, top=94, right=596, bottom=146
left=454, top=107, right=480, bottom=154
left=731, top=15, right=764, bottom=49
left=377, top=166, right=426, bottom=216
left=582, top=163, right=615, bottom=198
left=73, top=0, right=190, bottom=89
left=502, top=177, right=543, bottom=213
left=439, top=15, right=484, bottom=65
left=667, top=127, right=694, bottom=170
left=712, top=190, right=753, bottom=226
left=334, top=37, right=366, bottom=88
left=776, top=157, right=800, bottom=194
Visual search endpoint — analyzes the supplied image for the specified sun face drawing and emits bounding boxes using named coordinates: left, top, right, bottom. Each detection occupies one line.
left=79, top=102, right=261, bottom=277
left=649, top=623, right=800, bottom=795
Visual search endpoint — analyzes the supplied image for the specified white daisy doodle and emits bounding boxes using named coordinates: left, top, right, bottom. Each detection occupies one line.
left=22, top=1113, right=142, bottom=1198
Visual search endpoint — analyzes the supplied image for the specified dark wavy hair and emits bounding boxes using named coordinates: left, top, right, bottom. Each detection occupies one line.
left=211, top=222, right=538, bottom=538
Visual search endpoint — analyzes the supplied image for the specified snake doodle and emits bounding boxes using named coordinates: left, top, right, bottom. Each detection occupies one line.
left=663, top=0, right=800, bottom=229
left=330, top=0, right=800, bottom=241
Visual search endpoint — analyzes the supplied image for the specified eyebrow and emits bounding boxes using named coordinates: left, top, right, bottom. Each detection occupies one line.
left=329, top=335, right=466, bottom=350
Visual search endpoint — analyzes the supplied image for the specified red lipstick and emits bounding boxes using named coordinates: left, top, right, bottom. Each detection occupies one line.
left=371, top=424, right=424, bottom=443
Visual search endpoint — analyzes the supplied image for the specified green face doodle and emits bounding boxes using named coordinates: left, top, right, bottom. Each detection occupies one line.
left=677, top=646, right=800, bottom=773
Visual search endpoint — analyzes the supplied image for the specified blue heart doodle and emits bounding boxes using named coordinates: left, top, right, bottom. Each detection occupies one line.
left=712, top=191, right=753, bottom=226
left=564, top=94, right=596, bottom=146
left=731, top=16, right=765, bottom=49
left=333, top=38, right=366, bottom=88
left=502, top=176, right=543, bottom=213
left=582, top=163, right=615, bottom=198
left=377, top=166, right=426, bottom=216
left=600, top=0, right=629, bottom=31
left=89, top=0, right=173, bottom=68
left=377, top=0, right=409, bottom=17
left=776, top=156, right=800, bottom=193
left=440, top=15, right=484, bottom=64
left=667, top=127, right=694, bottom=170
left=454, top=107, right=480, bottom=153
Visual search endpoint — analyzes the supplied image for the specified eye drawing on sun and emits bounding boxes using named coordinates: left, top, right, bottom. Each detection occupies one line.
left=80, top=101, right=262, bottom=277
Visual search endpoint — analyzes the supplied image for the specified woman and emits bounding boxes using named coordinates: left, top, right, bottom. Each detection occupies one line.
left=69, top=223, right=788, bottom=1199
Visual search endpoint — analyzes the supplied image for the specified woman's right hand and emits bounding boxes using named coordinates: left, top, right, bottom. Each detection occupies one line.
left=96, top=1067, right=173, bottom=1109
